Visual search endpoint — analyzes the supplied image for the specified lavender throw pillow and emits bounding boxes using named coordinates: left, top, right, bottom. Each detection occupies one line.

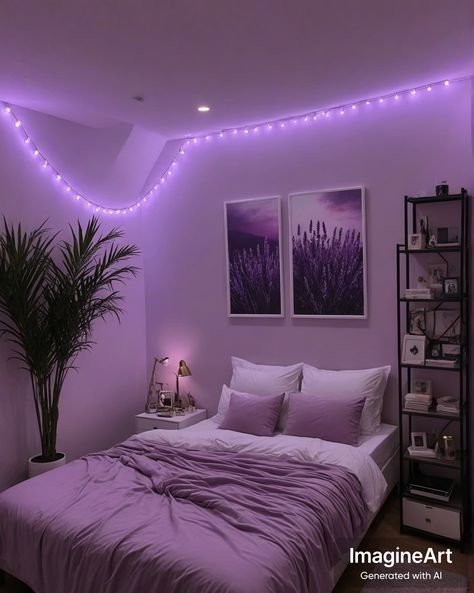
left=219, top=392, right=284, bottom=436
left=284, top=393, right=366, bottom=446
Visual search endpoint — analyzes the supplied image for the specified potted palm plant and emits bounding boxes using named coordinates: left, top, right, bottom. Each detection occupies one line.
left=0, top=217, right=139, bottom=477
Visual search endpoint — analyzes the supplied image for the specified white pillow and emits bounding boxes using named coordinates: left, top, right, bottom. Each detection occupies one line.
left=230, top=357, right=303, bottom=394
left=301, top=364, right=391, bottom=434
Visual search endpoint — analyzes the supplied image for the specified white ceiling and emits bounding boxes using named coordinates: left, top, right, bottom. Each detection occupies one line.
left=0, top=0, right=472, bottom=138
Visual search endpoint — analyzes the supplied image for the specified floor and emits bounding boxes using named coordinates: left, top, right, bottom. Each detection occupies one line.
left=0, top=494, right=472, bottom=592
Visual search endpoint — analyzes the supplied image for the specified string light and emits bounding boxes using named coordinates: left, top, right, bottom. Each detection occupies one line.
left=0, top=76, right=466, bottom=215
left=1, top=102, right=186, bottom=214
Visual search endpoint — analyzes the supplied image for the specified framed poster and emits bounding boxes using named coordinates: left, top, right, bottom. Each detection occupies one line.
left=289, top=187, right=367, bottom=318
left=224, top=196, right=283, bottom=317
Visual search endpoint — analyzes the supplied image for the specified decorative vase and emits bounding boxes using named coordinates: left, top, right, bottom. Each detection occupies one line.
left=28, top=453, right=66, bottom=478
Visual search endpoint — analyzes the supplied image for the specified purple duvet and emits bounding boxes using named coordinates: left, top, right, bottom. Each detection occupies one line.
left=0, top=438, right=367, bottom=593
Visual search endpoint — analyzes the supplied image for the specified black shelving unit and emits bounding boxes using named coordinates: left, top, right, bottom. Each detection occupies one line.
left=396, top=189, right=470, bottom=545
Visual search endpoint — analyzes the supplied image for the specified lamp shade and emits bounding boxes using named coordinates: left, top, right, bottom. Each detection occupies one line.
left=177, top=360, right=191, bottom=377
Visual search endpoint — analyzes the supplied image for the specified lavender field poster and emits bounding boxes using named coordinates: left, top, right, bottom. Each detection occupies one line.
left=225, top=196, right=283, bottom=317
left=289, top=188, right=367, bottom=318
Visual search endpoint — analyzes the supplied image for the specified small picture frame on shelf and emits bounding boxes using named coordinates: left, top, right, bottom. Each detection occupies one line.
left=427, top=340, right=442, bottom=359
left=411, top=432, right=427, bottom=450
left=409, top=308, right=426, bottom=335
left=410, top=378, right=432, bottom=395
left=443, top=277, right=460, bottom=297
left=408, top=233, right=424, bottom=250
left=401, top=334, right=426, bottom=365
left=442, top=343, right=461, bottom=358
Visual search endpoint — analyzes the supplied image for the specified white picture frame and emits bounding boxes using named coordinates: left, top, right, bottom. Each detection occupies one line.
left=411, top=432, right=427, bottom=450
left=410, top=378, right=432, bottom=395
left=401, top=334, right=426, bottom=365
left=288, top=186, right=367, bottom=319
left=224, top=196, right=284, bottom=317
left=408, top=233, right=423, bottom=250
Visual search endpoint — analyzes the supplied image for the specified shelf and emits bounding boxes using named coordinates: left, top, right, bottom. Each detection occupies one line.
left=399, top=246, right=462, bottom=254
left=402, top=407, right=460, bottom=420
left=403, top=486, right=463, bottom=510
left=401, top=363, right=460, bottom=371
left=403, top=450, right=460, bottom=469
left=399, top=296, right=465, bottom=302
left=406, top=194, right=464, bottom=204
left=398, top=189, right=469, bottom=544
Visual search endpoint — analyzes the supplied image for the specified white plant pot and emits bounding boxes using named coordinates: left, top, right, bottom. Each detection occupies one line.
left=28, top=453, right=66, bottom=478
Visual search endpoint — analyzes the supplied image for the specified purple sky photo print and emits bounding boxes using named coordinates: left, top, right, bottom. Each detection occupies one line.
left=290, top=188, right=366, bottom=318
left=225, top=197, right=282, bottom=316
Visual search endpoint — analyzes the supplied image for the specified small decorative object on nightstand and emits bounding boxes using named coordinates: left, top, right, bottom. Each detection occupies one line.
left=135, top=409, right=206, bottom=434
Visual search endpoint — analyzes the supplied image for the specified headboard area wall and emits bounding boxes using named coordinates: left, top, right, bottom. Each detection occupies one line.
left=142, top=81, right=474, bottom=425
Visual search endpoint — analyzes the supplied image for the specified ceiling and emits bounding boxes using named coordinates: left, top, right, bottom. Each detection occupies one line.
left=0, top=0, right=472, bottom=138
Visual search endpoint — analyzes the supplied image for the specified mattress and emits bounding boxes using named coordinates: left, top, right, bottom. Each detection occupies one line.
left=187, top=417, right=399, bottom=471
left=358, top=423, right=399, bottom=469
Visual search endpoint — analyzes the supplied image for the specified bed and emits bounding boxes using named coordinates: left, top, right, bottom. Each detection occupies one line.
left=0, top=416, right=398, bottom=593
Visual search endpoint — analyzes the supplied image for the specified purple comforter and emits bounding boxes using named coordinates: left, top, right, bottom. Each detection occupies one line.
left=0, top=438, right=367, bottom=593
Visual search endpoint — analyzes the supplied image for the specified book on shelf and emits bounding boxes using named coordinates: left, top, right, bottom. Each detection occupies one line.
left=436, top=396, right=460, bottom=414
left=425, top=358, right=457, bottom=368
left=404, top=404, right=431, bottom=412
left=404, top=392, right=433, bottom=411
left=404, top=288, right=433, bottom=299
left=408, top=475, right=455, bottom=501
left=407, top=446, right=437, bottom=458
left=405, top=392, right=432, bottom=402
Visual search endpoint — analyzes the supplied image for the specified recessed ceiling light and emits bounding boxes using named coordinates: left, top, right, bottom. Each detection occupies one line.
left=197, top=105, right=210, bottom=112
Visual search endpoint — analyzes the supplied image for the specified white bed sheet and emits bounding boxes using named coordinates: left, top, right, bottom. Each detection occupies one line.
left=186, top=418, right=398, bottom=470
left=137, top=417, right=388, bottom=513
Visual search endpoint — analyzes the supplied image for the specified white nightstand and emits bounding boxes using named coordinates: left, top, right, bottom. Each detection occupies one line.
left=135, top=409, right=207, bottom=434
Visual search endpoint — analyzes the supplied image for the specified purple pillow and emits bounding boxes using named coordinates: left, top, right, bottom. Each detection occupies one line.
left=284, top=393, right=366, bottom=446
left=219, top=392, right=284, bottom=436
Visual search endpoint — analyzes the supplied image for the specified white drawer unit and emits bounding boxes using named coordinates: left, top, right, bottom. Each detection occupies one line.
left=135, top=409, right=207, bottom=434
left=402, top=497, right=461, bottom=541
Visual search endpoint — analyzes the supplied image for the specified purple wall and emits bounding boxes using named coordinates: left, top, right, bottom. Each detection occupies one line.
left=143, top=81, right=474, bottom=429
left=0, top=81, right=473, bottom=492
left=0, top=109, right=147, bottom=491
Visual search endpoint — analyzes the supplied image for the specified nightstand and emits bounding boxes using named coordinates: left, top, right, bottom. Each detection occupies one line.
left=135, top=409, right=207, bottom=434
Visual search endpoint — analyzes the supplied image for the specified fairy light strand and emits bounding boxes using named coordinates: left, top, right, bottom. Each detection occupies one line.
left=1, top=76, right=467, bottom=215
